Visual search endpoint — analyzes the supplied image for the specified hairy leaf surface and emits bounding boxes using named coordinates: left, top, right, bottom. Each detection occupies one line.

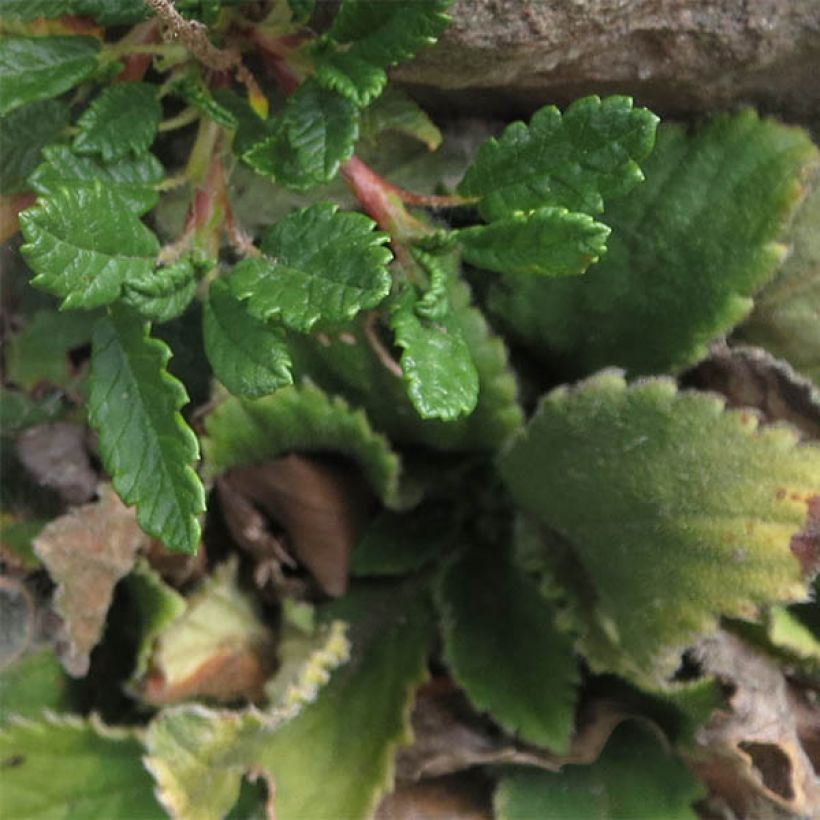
left=458, top=95, right=658, bottom=221
left=230, top=203, right=391, bottom=332
left=459, top=207, right=610, bottom=277
left=121, top=259, right=197, bottom=323
left=203, top=278, right=292, bottom=399
left=437, top=543, right=579, bottom=752
left=19, top=183, right=159, bottom=309
left=490, top=113, right=819, bottom=377
left=500, top=371, right=820, bottom=684
left=495, top=723, right=702, bottom=820
left=89, top=308, right=205, bottom=554
left=0, top=37, right=100, bottom=116
left=0, top=716, right=164, bottom=818
left=30, top=144, right=164, bottom=215
left=203, top=382, right=401, bottom=506
left=73, top=83, right=161, bottom=162
left=0, top=100, right=69, bottom=194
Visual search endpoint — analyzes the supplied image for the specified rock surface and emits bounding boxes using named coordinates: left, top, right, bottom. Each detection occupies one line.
left=393, top=0, right=820, bottom=123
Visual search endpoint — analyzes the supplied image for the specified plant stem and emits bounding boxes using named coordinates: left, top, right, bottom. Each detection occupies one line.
left=158, top=106, right=201, bottom=132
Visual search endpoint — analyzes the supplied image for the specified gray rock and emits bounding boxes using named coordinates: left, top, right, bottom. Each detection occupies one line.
left=393, top=0, right=820, bottom=123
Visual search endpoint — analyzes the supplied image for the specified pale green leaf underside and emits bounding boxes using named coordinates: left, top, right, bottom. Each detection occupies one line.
left=121, top=258, right=197, bottom=323
left=359, top=87, right=442, bottom=150
left=490, top=112, right=819, bottom=378
left=73, top=82, right=162, bottom=162
left=0, top=36, right=100, bottom=116
left=202, top=381, right=402, bottom=506
left=500, top=371, right=820, bottom=684
left=89, top=308, right=205, bottom=554
left=231, top=202, right=392, bottom=332
left=739, top=175, right=820, bottom=383
left=328, top=0, right=451, bottom=68
left=145, top=582, right=434, bottom=820
left=0, top=716, right=165, bottom=818
left=30, top=144, right=164, bottom=215
left=458, top=95, right=658, bottom=221
left=459, top=206, right=610, bottom=277
left=495, top=723, right=702, bottom=820
left=0, top=99, right=69, bottom=195
left=20, top=182, right=159, bottom=309
left=437, top=543, right=579, bottom=752
left=203, top=278, right=293, bottom=399
left=390, top=286, right=479, bottom=421
left=0, top=647, right=72, bottom=724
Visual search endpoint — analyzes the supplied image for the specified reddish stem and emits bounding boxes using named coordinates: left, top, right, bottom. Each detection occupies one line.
left=114, top=19, right=160, bottom=84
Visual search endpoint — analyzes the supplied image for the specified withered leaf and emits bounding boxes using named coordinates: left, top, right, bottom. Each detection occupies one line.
left=220, top=454, right=375, bottom=597
left=375, top=772, right=494, bottom=820
left=16, top=422, right=97, bottom=505
left=33, top=484, right=147, bottom=677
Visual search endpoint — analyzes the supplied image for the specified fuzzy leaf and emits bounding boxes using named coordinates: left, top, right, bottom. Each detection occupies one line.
left=5, top=308, right=93, bottom=390
left=203, top=278, right=292, bottom=399
left=145, top=581, right=433, bottom=820
left=0, top=37, right=100, bottom=116
left=19, top=182, right=160, bottom=309
left=0, top=716, right=164, bottom=818
left=459, top=95, right=658, bottom=222
left=203, top=382, right=402, bottom=506
left=32, top=485, right=147, bottom=677
left=351, top=505, right=454, bottom=577
left=0, top=100, right=69, bottom=195
left=459, top=207, right=610, bottom=277
left=390, top=286, right=479, bottom=421
left=490, top=113, right=819, bottom=377
left=500, top=371, right=820, bottom=685
left=244, top=81, right=358, bottom=189
left=314, top=50, right=387, bottom=108
left=495, top=723, right=702, bottom=820
left=740, top=175, right=820, bottom=383
left=230, top=202, right=391, bottom=332
left=328, top=0, right=451, bottom=68
left=30, top=144, right=164, bottom=215
left=360, top=87, right=441, bottom=150
left=73, top=83, right=161, bottom=162
left=122, top=258, right=197, bottom=323
left=437, top=543, right=579, bottom=752
left=89, top=308, right=205, bottom=554
left=288, top=256, right=522, bottom=450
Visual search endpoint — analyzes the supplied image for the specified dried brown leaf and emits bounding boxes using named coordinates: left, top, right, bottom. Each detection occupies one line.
left=33, top=485, right=147, bottom=677
left=143, top=537, right=207, bottom=588
left=690, top=630, right=820, bottom=817
left=375, top=772, right=494, bottom=820
left=220, top=454, right=375, bottom=597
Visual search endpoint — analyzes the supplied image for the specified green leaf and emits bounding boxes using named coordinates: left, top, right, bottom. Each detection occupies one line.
left=500, top=371, right=820, bottom=685
left=19, top=182, right=160, bottom=310
left=0, top=715, right=165, bottom=818
left=230, top=202, right=392, bottom=332
left=147, top=582, right=434, bottom=820
left=436, top=543, right=579, bottom=752
left=89, top=308, right=205, bottom=554
left=288, top=256, right=522, bottom=450
left=328, top=0, right=451, bottom=68
left=5, top=308, right=93, bottom=390
left=458, top=95, right=658, bottom=222
left=30, top=144, right=164, bottom=216
left=73, top=82, right=161, bottom=162
left=360, top=87, right=442, bottom=150
left=214, top=88, right=274, bottom=156
left=390, top=285, right=479, bottom=421
left=490, top=113, right=819, bottom=377
left=314, top=50, right=387, bottom=108
left=202, top=382, right=402, bottom=506
left=459, top=206, right=610, bottom=277
left=203, top=278, right=293, bottom=399
left=0, top=99, right=69, bottom=195
left=0, top=0, right=147, bottom=24
left=0, top=37, right=100, bottom=116
left=495, top=723, right=702, bottom=820
left=244, top=81, right=358, bottom=189
left=288, top=0, right=314, bottom=24
left=0, top=648, right=73, bottom=724
left=121, top=258, right=197, bottom=323
left=351, top=504, right=454, bottom=576
left=0, top=390, right=64, bottom=436
left=171, top=76, right=238, bottom=129
left=739, top=175, right=820, bottom=383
